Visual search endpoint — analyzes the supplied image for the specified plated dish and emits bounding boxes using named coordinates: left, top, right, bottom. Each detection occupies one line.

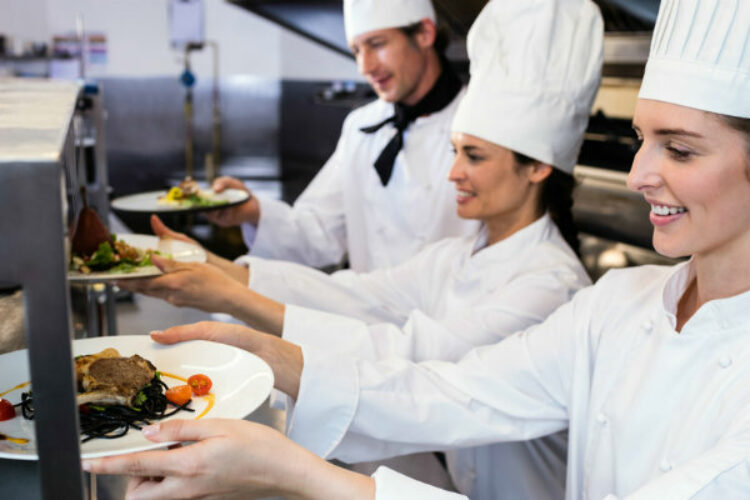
left=111, top=179, right=250, bottom=214
left=68, top=234, right=206, bottom=283
left=0, top=335, right=274, bottom=460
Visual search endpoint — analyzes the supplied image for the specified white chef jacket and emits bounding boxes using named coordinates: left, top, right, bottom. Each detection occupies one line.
left=241, top=89, right=479, bottom=272
left=289, top=260, right=750, bottom=499
left=239, top=214, right=592, bottom=499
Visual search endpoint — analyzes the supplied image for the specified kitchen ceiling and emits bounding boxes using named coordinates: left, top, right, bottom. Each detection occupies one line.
left=228, top=0, right=658, bottom=60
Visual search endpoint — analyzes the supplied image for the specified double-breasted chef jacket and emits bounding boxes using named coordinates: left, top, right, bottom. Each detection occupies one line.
left=280, top=259, right=749, bottom=499
left=242, top=88, right=479, bottom=273
left=239, top=214, right=592, bottom=499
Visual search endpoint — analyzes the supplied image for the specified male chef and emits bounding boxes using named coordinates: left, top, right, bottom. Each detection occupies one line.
left=206, top=0, right=478, bottom=272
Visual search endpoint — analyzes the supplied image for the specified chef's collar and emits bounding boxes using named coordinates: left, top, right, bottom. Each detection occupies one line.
left=661, top=259, right=750, bottom=333
left=360, top=57, right=462, bottom=185
left=468, top=213, right=554, bottom=262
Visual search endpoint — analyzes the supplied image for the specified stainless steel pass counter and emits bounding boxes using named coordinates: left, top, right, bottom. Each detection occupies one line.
left=0, top=78, right=86, bottom=499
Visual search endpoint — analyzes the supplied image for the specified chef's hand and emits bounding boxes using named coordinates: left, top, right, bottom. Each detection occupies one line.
left=150, top=215, right=249, bottom=284
left=204, top=176, right=261, bottom=227
left=83, top=419, right=375, bottom=500
left=117, top=255, right=247, bottom=315
left=152, top=322, right=302, bottom=398
left=150, top=215, right=199, bottom=246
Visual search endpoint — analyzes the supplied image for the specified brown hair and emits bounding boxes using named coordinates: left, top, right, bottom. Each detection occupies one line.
left=512, top=152, right=580, bottom=255
left=400, top=21, right=450, bottom=56
left=719, top=114, right=750, bottom=179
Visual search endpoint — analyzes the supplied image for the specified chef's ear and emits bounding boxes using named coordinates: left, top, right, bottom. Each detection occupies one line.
left=527, top=163, right=554, bottom=185
left=410, top=18, right=437, bottom=50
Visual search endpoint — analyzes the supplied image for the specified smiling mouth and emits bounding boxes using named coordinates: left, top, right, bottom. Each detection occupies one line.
left=650, top=204, right=687, bottom=216
left=372, top=76, right=391, bottom=87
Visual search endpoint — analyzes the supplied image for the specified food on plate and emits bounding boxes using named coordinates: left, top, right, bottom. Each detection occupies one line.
left=0, top=432, right=28, bottom=445
left=165, top=385, right=193, bottom=406
left=71, top=204, right=111, bottom=256
left=75, top=348, right=156, bottom=406
left=188, top=374, right=212, bottom=396
left=70, top=236, right=159, bottom=275
left=0, top=398, right=15, bottom=421
left=158, top=176, right=230, bottom=208
left=70, top=203, right=162, bottom=275
left=16, top=348, right=214, bottom=442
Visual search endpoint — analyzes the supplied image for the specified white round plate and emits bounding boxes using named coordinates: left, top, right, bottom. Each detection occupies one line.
left=111, top=189, right=250, bottom=214
left=68, top=233, right=206, bottom=283
left=0, top=335, right=274, bottom=460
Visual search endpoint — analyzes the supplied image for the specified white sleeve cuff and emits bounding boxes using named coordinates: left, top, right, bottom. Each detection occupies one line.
left=283, top=305, right=377, bottom=359
left=250, top=196, right=294, bottom=258
left=285, top=343, right=359, bottom=458
left=372, top=467, right=466, bottom=500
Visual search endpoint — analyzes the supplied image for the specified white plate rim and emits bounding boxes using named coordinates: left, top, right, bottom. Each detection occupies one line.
left=111, top=189, right=250, bottom=214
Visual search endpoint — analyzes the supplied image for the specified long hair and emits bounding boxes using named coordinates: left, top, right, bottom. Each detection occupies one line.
left=513, top=152, right=580, bottom=255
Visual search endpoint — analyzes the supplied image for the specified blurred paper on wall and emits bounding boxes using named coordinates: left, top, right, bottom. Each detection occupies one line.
left=170, top=0, right=205, bottom=49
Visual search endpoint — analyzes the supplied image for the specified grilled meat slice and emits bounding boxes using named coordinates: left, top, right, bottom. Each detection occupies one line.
left=75, top=349, right=156, bottom=407
left=75, top=348, right=120, bottom=385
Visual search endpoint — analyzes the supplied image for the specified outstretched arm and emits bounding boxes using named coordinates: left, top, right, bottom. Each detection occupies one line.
left=119, top=257, right=284, bottom=335
left=83, top=419, right=375, bottom=500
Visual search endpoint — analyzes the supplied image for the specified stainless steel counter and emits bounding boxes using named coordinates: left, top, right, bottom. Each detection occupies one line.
left=0, top=77, right=85, bottom=499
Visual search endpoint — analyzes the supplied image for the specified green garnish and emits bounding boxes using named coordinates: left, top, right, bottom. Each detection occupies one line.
left=185, top=194, right=229, bottom=208
left=133, top=391, right=147, bottom=407
left=86, top=241, right=116, bottom=269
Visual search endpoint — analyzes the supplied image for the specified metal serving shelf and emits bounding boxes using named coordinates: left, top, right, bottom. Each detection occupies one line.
left=0, top=78, right=85, bottom=499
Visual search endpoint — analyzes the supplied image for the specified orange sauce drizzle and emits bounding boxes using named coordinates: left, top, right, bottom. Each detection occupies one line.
left=159, top=372, right=187, bottom=383
left=0, top=381, right=30, bottom=398
left=0, top=433, right=29, bottom=445
left=159, top=372, right=214, bottom=420
left=196, top=394, right=215, bottom=420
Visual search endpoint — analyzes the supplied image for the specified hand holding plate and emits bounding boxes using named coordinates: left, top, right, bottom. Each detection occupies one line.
left=204, top=176, right=260, bottom=227
left=83, top=418, right=375, bottom=500
left=117, top=256, right=247, bottom=316
left=150, top=215, right=199, bottom=246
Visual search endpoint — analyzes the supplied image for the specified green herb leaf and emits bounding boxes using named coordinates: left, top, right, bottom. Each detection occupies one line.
left=86, top=241, right=115, bottom=270
left=133, top=391, right=147, bottom=407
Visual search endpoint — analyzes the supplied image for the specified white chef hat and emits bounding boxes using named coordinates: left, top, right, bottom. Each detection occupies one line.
left=451, top=0, right=603, bottom=173
left=639, top=0, right=750, bottom=119
left=343, top=0, right=436, bottom=42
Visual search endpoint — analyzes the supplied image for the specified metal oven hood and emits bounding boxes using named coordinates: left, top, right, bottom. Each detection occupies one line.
left=227, top=0, right=660, bottom=66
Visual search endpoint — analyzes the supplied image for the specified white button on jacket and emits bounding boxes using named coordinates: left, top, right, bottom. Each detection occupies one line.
left=285, top=261, right=750, bottom=499
left=239, top=214, right=591, bottom=500
left=241, top=89, right=479, bottom=272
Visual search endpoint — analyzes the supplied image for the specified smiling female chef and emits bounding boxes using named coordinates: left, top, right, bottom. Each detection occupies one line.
left=86, top=0, right=750, bottom=499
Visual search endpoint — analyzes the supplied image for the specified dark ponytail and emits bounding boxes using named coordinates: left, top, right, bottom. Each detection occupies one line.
left=512, top=152, right=580, bottom=256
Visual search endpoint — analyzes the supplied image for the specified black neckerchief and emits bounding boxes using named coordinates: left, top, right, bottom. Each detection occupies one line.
left=360, top=58, right=462, bottom=186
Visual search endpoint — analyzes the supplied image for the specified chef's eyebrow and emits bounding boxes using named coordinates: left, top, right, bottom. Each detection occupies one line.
left=654, top=128, right=704, bottom=138
left=632, top=124, right=703, bottom=139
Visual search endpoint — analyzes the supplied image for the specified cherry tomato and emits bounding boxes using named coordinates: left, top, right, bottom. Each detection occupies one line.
left=187, top=374, right=213, bottom=396
left=0, top=398, right=15, bottom=421
left=165, top=385, right=192, bottom=406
